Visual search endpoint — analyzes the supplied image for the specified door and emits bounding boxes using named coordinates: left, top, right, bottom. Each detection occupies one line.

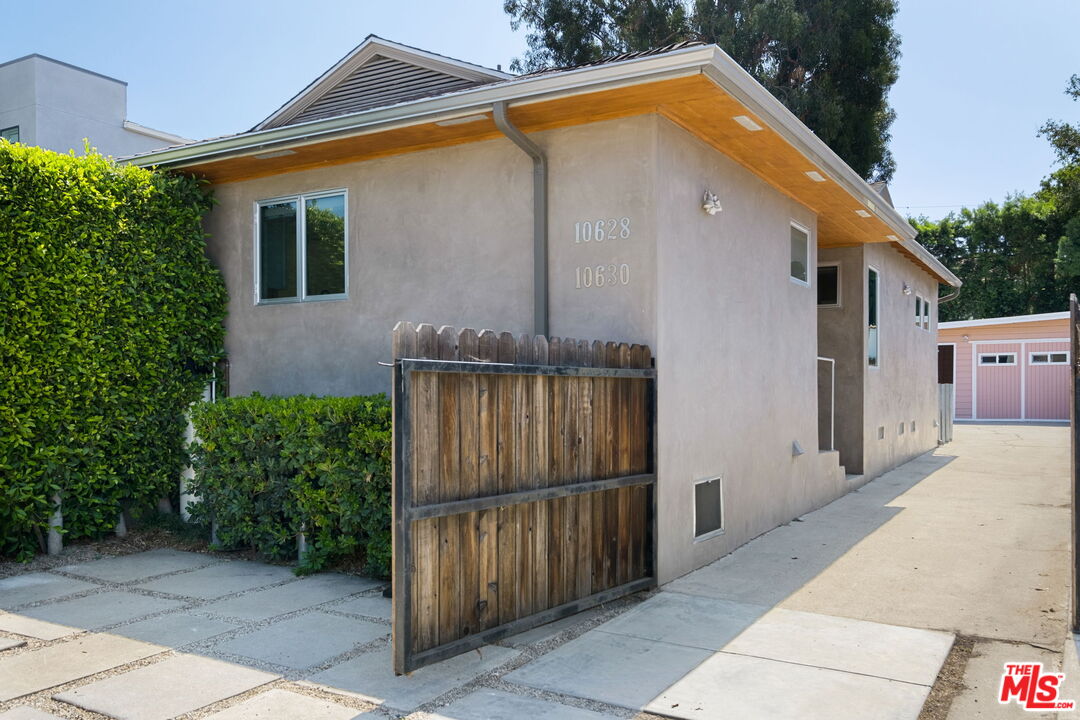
left=1025, top=342, right=1071, bottom=420
left=938, top=345, right=955, bottom=384
left=975, top=343, right=1022, bottom=419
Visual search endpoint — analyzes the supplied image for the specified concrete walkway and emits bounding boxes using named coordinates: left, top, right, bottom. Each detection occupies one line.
left=0, top=424, right=1069, bottom=719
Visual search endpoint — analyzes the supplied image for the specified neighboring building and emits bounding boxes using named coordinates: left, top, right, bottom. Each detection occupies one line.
left=938, top=312, right=1070, bottom=422
left=0, top=54, right=189, bottom=156
left=126, top=36, right=960, bottom=584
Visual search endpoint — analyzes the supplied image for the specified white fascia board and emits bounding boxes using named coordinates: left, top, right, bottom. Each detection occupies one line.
left=123, top=121, right=192, bottom=145
left=939, top=311, right=1070, bottom=329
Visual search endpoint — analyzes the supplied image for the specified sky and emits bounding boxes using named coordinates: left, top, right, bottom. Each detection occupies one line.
left=5, top=0, right=1079, bottom=221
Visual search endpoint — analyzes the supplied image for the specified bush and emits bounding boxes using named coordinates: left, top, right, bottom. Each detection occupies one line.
left=188, top=394, right=392, bottom=577
left=0, top=142, right=226, bottom=560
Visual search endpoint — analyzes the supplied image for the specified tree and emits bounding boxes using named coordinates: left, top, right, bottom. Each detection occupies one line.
left=504, top=0, right=901, bottom=181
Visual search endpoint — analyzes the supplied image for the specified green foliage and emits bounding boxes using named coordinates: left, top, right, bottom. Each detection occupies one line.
left=0, top=142, right=226, bottom=560
left=188, top=394, right=392, bottom=578
left=503, top=0, right=900, bottom=181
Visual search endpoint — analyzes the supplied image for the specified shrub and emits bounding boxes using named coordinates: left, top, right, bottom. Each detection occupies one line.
left=0, top=142, right=226, bottom=560
left=188, top=394, right=392, bottom=577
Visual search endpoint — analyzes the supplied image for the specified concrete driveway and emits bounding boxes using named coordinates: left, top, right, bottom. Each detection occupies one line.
left=0, top=424, right=1069, bottom=719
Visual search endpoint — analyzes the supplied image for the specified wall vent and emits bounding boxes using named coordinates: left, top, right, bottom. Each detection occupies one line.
left=694, top=477, right=724, bottom=539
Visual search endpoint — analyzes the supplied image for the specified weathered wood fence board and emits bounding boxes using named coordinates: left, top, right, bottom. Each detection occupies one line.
left=392, top=322, right=656, bottom=674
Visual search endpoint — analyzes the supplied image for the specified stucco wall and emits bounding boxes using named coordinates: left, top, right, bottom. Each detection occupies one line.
left=204, top=115, right=659, bottom=397
left=652, top=117, right=847, bottom=584
left=817, top=246, right=865, bottom=474
left=861, top=243, right=941, bottom=480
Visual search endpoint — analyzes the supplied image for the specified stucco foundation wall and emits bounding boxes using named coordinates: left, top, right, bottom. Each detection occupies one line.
left=817, top=246, right=865, bottom=474
left=861, top=243, right=940, bottom=480
left=653, top=118, right=846, bottom=584
left=203, top=115, right=659, bottom=397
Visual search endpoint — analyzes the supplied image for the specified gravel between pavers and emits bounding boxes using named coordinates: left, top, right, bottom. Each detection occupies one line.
left=0, top=539, right=665, bottom=720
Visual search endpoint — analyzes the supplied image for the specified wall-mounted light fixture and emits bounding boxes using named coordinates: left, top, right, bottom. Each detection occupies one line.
left=702, top=190, right=722, bottom=216
left=792, top=440, right=806, bottom=457
left=962, top=334, right=970, bottom=343
left=902, top=282, right=912, bottom=295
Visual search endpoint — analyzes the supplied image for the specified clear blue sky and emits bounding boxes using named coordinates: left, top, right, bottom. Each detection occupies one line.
left=6, top=0, right=1079, bottom=221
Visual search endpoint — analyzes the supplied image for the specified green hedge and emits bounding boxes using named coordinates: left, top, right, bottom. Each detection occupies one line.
left=0, top=142, right=226, bottom=560
left=188, top=394, right=392, bottom=577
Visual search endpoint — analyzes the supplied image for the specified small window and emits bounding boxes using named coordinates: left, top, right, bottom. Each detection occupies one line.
left=914, top=296, right=922, bottom=327
left=877, top=425, right=885, bottom=440
left=790, top=223, right=810, bottom=286
left=0, top=126, right=18, bottom=143
left=1030, top=351, right=1069, bottom=365
left=922, top=298, right=931, bottom=330
left=979, top=353, right=1017, bottom=366
left=817, top=264, right=839, bottom=306
left=256, top=190, right=347, bottom=303
left=867, top=267, right=880, bottom=367
left=898, top=422, right=905, bottom=435
left=911, top=420, right=916, bottom=432
left=694, top=477, right=724, bottom=539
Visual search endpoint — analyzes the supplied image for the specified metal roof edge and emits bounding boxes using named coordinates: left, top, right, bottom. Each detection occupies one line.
left=939, top=311, right=1070, bottom=329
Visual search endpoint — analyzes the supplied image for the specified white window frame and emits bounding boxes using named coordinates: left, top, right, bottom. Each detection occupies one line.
left=254, top=188, right=349, bottom=305
left=1029, top=351, right=1070, bottom=365
left=914, top=295, right=923, bottom=327
left=816, top=261, right=841, bottom=307
left=789, top=221, right=811, bottom=288
left=978, top=352, right=1017, bottom=366
left=693, top=476, right=725, bottom=542
left=867, top=265, right=881, bottom=368
left=922, top=297, right=931, bottom=330
left=0, top=125, right=18, bottom=143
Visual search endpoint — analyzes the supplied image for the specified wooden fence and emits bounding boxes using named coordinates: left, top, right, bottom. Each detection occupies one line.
left=391, top=322, right=656, bottom=674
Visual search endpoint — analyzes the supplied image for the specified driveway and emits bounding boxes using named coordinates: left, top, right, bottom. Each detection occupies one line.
left=0, top=424, right=1069, bottom=719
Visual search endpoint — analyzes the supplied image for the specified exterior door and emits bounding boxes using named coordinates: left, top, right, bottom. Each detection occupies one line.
left=975, top=343, right=1022, bottom=419
left=1025, top=342, right=1071, bottom=420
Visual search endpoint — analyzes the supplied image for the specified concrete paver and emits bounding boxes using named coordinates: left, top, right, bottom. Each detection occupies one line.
left=133, top=561, right=295, bottom=599
left=596, top=592, right=767, bottom=651
left=0, top=573, right=98, bottom=610
left=214, top=612, right=387, bottom=669
left=19, top=590, right=186, bottom=630
left=307, top=644, right=519, bottom=713
left=202, top=689, right=367, bottom=720
left=0, top=708, right=65, bottom=720
left=111, top=612, right=241, bottom=647
left=201, top=574, right=379, bottom=621
left=329, top=595, right=391, bottom=621
left=0, top=612, right=79, bottom=640
left=58, top=549, right=218, bottom=583
left=645, top=652, right=931, bottom=720
left=505, top=631, right=712, bottom=710
left=0, top=633, right=162, bottom=702
left=431, top=689, right=623, bottom=720
left=0, top=637, right=26, bottom=652
left=53, top=654, right=278, bottom=720
left=722, top=607, right=954, bottom=685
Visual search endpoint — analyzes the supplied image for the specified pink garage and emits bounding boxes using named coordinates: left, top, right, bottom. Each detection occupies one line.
left=937, top=311, right=1071, bottom=422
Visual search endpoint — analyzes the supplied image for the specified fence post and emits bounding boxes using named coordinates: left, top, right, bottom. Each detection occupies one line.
left=1071, top=294, right=1079, bottom=633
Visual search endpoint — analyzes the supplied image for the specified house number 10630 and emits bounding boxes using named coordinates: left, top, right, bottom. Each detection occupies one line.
left=576, top=264, right=631, bottom=289
left=574, top=217, right=631, bottom=243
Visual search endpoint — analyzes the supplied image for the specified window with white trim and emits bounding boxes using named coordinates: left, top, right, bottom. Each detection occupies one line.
left=694, top=477, right=724, bottom=539
left=256, top=190, right=347, bottom=303
left=1030, top=351, right=1069, bottom=365
left=914, top=296, right=923, bottom=327
left=979, top=353, right=1017, bottom=366
left=867, top=267, right=880, bottom=367
left=817, top=263, right=839, bottom=306
left=1, top=126, right=18, bottom=144
left=922, top=297, right=931, bottom=330
left=790, top=223, right=810, bottom=286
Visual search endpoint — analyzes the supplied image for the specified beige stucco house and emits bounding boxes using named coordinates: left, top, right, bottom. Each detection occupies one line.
left=128, top=36, right=960, bottom=584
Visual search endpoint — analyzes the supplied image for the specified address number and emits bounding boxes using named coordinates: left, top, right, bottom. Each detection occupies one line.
left=575, top=264, right=631, bottom=289
left=575, top=217, right=631, bottom=243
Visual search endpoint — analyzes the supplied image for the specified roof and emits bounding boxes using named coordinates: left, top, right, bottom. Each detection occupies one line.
left=939, top=311, right=1070, bottom=329
left=0, top=53, right=126, bottom=85
left=122, top=38, right=960, bottom=287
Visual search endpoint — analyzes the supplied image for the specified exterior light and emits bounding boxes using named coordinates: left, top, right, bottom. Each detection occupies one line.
left=792, top=440, right=806, bottom=457
left=733, top=115, right=763, bottom=132
left=805, top=171, right=826, bottom=182
left=253, top=149, right=296, bottom=160
left=855, top=209, right=872, bottom=218
left=886, top=234, right=900, bottom=242
left=702, top=190, right=722, bottom=215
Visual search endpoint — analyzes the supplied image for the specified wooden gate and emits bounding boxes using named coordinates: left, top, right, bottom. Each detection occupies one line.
left=391, top=322, right=656, bottom=674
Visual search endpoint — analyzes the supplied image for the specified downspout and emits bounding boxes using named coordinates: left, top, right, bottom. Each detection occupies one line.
left=493, top=101, right=548, bottom=337
left=938, top=287, right=961, bottom=304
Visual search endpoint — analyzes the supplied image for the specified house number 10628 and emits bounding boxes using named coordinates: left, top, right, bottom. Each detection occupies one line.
left=574, top=217, right=631, bottom=243
left=576, top=264, right=631, bottom=289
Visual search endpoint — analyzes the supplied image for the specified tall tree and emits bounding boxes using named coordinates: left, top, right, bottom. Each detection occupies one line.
left=503, top=0, right=901, bottom=181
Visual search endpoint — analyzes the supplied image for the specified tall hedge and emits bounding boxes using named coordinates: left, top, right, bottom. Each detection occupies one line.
left=188, top=394, right=392, bottom=578
left=0, top=142, right=227, bottom=559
